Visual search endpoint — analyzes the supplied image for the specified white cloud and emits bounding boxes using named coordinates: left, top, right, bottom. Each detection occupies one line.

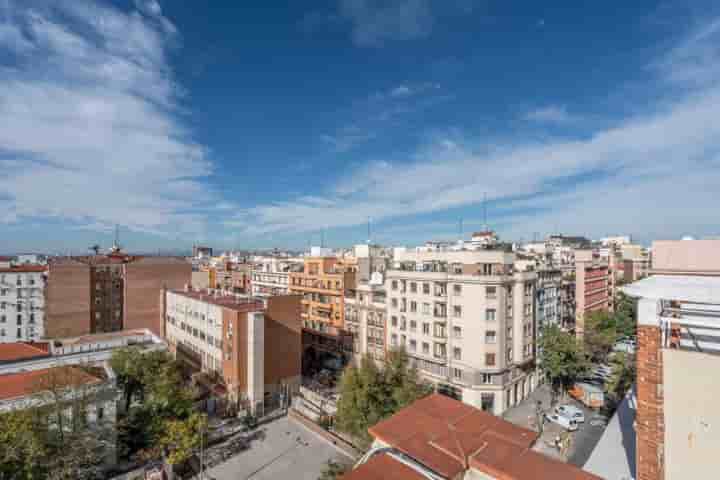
left=237, top=15, right=720, bottom=242
left=523, top=105, right=575, bottom=124
left=0, top=0, right=213, bottom=237
left=339, top=0, right=434, bottom=47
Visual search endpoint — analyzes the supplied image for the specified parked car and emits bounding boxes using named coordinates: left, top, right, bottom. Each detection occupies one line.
left=555, top=404, right=586, bottom=423
left=613, top=339, right=637, bottom=354
left=545, top=413, right=579, bottom=431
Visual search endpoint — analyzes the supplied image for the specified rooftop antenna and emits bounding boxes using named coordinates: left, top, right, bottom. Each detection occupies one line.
left=482, top=192, right=488, bottom=231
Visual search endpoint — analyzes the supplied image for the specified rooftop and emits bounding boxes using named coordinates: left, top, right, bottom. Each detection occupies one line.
left=341, top=453, right=426, bottom=480
left=0, top=264, right=47, bottom=273
left=355, top=394, right=599, bottom=480
left=0, top=366, right=102, bottom=402
left=0, top=342, right=50, bottom=363
left=622, top=275, right=720, bottom=304
left=169, top=288, right=265, bottom=312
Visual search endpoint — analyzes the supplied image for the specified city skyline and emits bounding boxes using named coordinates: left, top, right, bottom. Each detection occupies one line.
left=1, top=0, right=719, bottom=251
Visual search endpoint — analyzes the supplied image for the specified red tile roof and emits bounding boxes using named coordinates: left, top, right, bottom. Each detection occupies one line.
left=0, top=342, right=51, bottom=362
left=367, top=394, right=600, bottom=480
left=0, top=366, right=101, bottom=401
left=340, top=453, right=426, bottom=480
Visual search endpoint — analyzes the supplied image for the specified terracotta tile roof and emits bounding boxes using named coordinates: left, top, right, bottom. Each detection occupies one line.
left=0, top=366, right=101, bottom=402
left=340, top=453, right=426, bottom=480
left=0, top=342, right=51, bottom=362
left=367, top=394, right=600, bottom=480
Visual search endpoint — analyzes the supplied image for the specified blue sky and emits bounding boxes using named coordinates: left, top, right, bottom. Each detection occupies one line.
left=1, top=0, right=720, bottom=252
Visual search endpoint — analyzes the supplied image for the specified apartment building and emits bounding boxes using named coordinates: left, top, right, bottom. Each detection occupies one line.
left=620, top=241, right=720, bottom=480
left=345, top=393, right=599, bottom=480
left=574, top=249, right=619, bottom=336
left=344, top=273, right=388, bottom=365
left=0, top=258, right=46, bottom=343
left=621, top=244, right=650, bottom=282
left=46, top=253, right=190, bottom=338
left=251, top=256, right=303, bottom=297
left=162, top=287, right=302, bottom=413
left=289, top=257, right=356, bottom=373
left=385, top=249, right=537, bottom=415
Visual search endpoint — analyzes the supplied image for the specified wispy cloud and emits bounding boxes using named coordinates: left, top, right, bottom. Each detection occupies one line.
left=0, top=0, right=212, bottom=236
left=238, top=15, right=720, bottom=242
left=522, top=105, right=575, bottom=124
left=302, top=0, right=475, bottom=47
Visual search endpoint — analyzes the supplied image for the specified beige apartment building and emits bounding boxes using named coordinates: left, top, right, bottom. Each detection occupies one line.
left=162, top=287, right=302, bottom=414
left=385, top=249, right=537, bottom=415
left=344, top=274, right=388, bottom=365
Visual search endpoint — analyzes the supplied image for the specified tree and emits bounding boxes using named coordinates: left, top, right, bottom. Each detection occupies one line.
left=318, top=459, right=350, bottom=480
left=335, top=349, right=431, bottom=448
left=538, top=325, right=590, bottom=405
left=0, top=409, right=46, bottom=479
left=583, top=311, right=618, bottom=362
left=159, top=413, right=207, bottom=466
left=613, top=292, right=637, bottom=339
left=605, top=352, right=636, bottom=406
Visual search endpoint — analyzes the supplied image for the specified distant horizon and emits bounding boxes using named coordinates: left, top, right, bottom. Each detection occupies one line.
left=2, top=1, right=719, bottom=250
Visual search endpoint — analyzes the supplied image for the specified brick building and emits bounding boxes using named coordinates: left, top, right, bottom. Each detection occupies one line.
left=621, top=239, right=720, bottom=480
left=46, top=253, right=190, bottom=338
left=162, top=287, right=302, bottom=414
left=574, top=248, right=620, bottom=336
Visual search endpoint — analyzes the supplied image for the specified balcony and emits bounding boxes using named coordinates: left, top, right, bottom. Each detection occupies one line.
left=433, top=309, right=447, bottom=319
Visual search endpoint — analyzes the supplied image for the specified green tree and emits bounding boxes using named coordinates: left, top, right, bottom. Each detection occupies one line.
left=613, top=292, right=637, bottom=339
left=583, top=311, right=618, bottom=362
left=335, top=349, right=431, bottom=448
left=0, top=409, right=46, bottom=479
left=538, top=325, right=590, bottom=405
left=605, top=352, right=636, bottom=405
left=159, top=413, right=208, bottom=466
left=318, top=459, right=350, bottom=480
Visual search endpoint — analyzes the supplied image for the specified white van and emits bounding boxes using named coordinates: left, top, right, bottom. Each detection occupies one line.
left=545, top=413, right=579, bottom=431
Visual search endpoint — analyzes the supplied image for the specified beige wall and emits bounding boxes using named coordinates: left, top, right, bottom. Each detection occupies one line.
left=663, top=349, right=720, bottom=480
left=652, top=240, right=720, bottom=275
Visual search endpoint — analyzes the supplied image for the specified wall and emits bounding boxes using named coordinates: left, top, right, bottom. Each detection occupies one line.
left=222, top=309, right=246, bottom=402
left=124, top=258, right=191, bottom=335
left=652, top=240, right=720, bottom=275
left=264, top=295, right=302, bottom=389
left=663, top=349, right=720, bottom=480
left=636, top=324, right=664, bottom=480
left=45, top=261, right=91, bottom=338
left=191, top=271, right=210, bottom=290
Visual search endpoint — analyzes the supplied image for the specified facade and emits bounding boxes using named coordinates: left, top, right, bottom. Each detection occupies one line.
left=163, top=288, right=302, bottom=413
left=0, top=259, right=46, bottom=343
left=344, top=274, right=388, bottom=365
left=251, top=256, right=303, bottom=297
left=385, top=249, right=537, bottom=415
left=574, top=249, right=617, bottom=336
left=535, top=268, right=562, bottom=354
left=46, top=253, right=190, bottom=338
left=345, top=393, right=599, bottom=480
left=650, top=239, right=720, bottom=276
left=289, top=257, right=356, bottom=373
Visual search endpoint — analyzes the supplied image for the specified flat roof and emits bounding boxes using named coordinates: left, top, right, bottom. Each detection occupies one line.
left=622, top=275, right=720, bottom=304
left=168, top=289, right=265, bottom=312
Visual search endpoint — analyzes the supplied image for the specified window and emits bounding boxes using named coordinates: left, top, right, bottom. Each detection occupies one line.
left=434, top=343, right=446, bottom=358
left=422, top=342, right=430, bottom=354
left=410, top=339, right=417, bottom=351
left=410, top=282, right=417, bottom=293
left=453, top=326, right=462, bottom=338
left=524, top=283, right=533, bottom=296
left=480, top=374, right=493, bottom=384
left=391, top=298, right=398, bottom=308
left=0, top=315, right=4, bottom=323
left=422, top=322, right=430, bottom=335
left=410, top=320, right=417, bottom=332
left=486, top=286, right=497, bottom=299
left=391, top=280, right=398, bottom=291
left=453, top=368, right=463, bottom=380
left=507, top=348, right=513, bottom=361
left=524, top=304, right=532, bottom=316
left=400, top=317, right=407, bottom=331
left=410, top=301, right=417, bottom=313
left=485, top=353, right=496, bottom=366
left=453, top=284, right=462, bottom=296
left=97, top=407, right=104, bottom=420
left=453, top=347, right=462, bottom=360
left=16, top=314, right=21, bottom=325
left=16, top=328, right=21, bottom=338
left=481, top=393, right=494, bottom=412
left=422, top=283, right=430, bottom=294
left=452, top=263, right=463, bottom=274
left=453, top=305, right=462, bottom=318
left=391, top=334, right=398, bottom=346
left=486, top=309, right=496, bottom=322
left=422, top=303, right=430, bottom=315
left=0, top=329, right=4, bottom=336
left=485, top=330, right=497, bottom=343
left=401, top=334, right=406, bottom=345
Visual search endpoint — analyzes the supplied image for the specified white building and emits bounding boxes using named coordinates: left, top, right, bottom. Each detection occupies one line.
left=251, top=256, right=303, bottom=297
left=345, top=272, right=388, bottom=366
left=0, top=258, right=46, bottom=343
left=385, top=249, right=537, bottom=415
